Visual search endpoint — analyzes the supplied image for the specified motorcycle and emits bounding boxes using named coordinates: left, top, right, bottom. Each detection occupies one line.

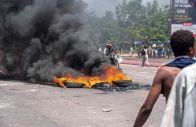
left=109, top=52, right=120, bottom=68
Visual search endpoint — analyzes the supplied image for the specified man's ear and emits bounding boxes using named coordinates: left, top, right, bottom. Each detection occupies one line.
left=189, top=47, right=193, bottom=54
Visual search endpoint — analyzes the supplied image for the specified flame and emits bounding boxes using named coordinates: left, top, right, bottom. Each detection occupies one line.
left=54, top=65, right=131, bottom=88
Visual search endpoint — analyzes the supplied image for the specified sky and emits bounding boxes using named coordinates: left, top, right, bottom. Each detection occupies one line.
left=82, top=0, right=170, bottom=17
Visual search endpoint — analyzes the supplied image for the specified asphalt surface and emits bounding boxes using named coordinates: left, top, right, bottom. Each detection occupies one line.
left=122, top=64, right=158, bottom=85
left=0, top=80, right=165, bottom=127
left=0, top=64, right=166, bottom=127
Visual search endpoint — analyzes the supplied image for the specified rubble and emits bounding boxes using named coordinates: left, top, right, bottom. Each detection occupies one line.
left=93, top=82, right=151, bottom=92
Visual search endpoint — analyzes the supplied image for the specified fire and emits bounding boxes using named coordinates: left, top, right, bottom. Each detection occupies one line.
left=54, top=65, right=131, bottom=88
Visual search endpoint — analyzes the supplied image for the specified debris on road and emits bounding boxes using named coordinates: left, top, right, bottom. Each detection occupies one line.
left=87, top=107, right=94, bottom=109
left=103, top=108, right=113, bottom=112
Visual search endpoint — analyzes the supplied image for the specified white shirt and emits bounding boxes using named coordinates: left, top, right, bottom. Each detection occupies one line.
left=104, top=48, right=106, bottom=54
left=155, top=50, right=158, bottom=55
left=144, top=49, right=148, bottom=56
left=130, top=47, right=133, bottom=51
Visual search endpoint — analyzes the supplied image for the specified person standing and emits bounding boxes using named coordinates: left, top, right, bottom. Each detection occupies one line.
left=157, top=47, right=161, bottom=58
left=155, top=48, right=158, bottom=58
left=166, top=47, right=171, bottom=59
left=98, top=47, right=102, bottom=53
left=141, top=45, right=150, bottom=67
left=130, top=46, right=133, bottom=56
left=133, top=30, right=196, bottom=127
left=162, top=46, right=165, bottom=58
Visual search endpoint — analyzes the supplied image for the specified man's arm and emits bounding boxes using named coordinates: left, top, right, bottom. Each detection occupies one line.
left=133, top=68, right=164, bottom=127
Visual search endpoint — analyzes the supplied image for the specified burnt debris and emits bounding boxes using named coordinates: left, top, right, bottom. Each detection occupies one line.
left=93, top=82, right=151, bottom=92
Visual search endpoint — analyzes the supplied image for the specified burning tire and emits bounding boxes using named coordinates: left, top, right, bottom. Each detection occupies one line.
left=63, top=81, right=85, bottom=88
left=112, top=80, right=132, bottom=87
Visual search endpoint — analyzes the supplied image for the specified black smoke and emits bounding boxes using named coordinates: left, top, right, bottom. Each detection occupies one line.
left=0, top=0, right=110, bottom=82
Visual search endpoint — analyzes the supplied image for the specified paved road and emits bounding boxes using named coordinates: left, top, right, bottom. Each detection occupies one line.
left=0, top=64, right=166, bottom=127
left=121, top=64, right=158, bottom=85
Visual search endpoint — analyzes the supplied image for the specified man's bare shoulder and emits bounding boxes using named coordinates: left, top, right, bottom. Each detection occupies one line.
left=156, top=66, right=181, bottom=77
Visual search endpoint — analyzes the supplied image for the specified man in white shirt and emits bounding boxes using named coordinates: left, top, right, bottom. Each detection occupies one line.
left=141, top=45, right=150, bottom=67
left=130, top=46, right=133, bottom=56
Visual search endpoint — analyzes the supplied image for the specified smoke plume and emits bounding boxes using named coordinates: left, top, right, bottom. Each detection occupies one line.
left=0, top=0, right=110, bottom=82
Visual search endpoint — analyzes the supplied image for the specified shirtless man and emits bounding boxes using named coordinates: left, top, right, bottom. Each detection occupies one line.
left=133, top=30, right=196, bottom=127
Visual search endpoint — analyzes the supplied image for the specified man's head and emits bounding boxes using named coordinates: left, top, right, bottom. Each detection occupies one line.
left=108, top=44, right=112, bottom=49
left=170, top=30, right=196, bottom=57
left=144, top=45, right=147, bottom=49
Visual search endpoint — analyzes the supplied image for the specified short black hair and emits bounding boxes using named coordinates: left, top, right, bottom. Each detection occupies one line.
left=144, top=45, right=147, bottom=49
left=170, top=30, right=195, bottom=57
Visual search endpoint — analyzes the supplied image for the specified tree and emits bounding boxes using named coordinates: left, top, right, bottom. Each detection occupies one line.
left=85, top=0, right=170, bottom=47
left=104, top=10, right=113, bottom=21
left=115, top=0, right=170, bottom=42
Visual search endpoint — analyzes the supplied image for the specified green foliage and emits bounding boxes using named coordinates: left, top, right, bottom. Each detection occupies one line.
left=85, top=0, right=170, bottom=46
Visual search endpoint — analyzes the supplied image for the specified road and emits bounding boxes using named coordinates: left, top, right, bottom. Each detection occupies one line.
left=121, top=64, right=158, bottom=85
left=0, top=64, right=165, bottom=127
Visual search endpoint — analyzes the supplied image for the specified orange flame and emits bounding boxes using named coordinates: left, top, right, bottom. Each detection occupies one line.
left=54, top=65, right=131, bottom=88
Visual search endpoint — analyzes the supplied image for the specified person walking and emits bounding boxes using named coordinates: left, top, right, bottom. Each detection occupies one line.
left=162, top=46, right=166, bottom=58
left=141, top=45, right=150, bottom=67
